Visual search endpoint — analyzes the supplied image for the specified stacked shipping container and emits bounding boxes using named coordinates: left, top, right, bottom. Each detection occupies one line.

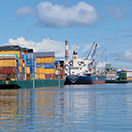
left=55, top=60, right=65, bottom=79
left=0, top=45, right=65, bottom=81
left=35, top=52, right=55, bottom=79
left=0, top=45, right=31, bottom=80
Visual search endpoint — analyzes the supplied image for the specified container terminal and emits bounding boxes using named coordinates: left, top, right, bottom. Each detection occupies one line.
left=0, top=45, right=65, bottom=89
left=105, top=63, right=132, bottom=83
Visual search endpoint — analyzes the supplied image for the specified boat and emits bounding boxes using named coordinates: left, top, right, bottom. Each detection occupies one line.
left=64, top=41, right=106, bottom=84
left=105, top=70, right=128, bottom=83
left=0, top=45, right=65, bottom=89
left=0, top=79, right=65, bottom=89
left=105, top=63, right=128, bottom=83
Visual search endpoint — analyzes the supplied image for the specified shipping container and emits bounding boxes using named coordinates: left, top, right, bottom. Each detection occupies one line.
left=34, top=52, right=55, bottom=58
left=0, top=60, right=17, bottom=67
left=22, top=54, right=25, bottom=61
left=0, top=51, right=20, bottom=58
left=106, top=73, right=116, bottom=80
left=0, top=67, right=18, bottom=74
left=55, top=69, right=60, bottom=75
left=33, top=60, right=36, bottom=66
left=36, top=73, right=45, bottom=79
left=25, top=66, right=30, bottom=74
left=20, top=58, right=23, bottom=66
left=26, top=73, right=30, bottom=80
left=44, top=57, right=55, bottom=63
left=0, top=54, right=17, bottom=60
left=36, top=68, right=45, bottom=73
left=27, top=53, right=33, bottom=60
left=36, top=63, right=45, bottom=68
left=18, top=73, right=23, bottom=80
left=44, top=63, right=55, bottom=69
left=36, top=63, right=56, bottom=68
left=0, top=60, right=4, bottom=67
left=30, top=66, right=36, bottom=73
left=36, top=57, right=55, bottom=63
left=45, top=74, right=55, bottom=79
left=44, top=68, right=55, bottom=74
left=60, top=69, right=64, bottom=75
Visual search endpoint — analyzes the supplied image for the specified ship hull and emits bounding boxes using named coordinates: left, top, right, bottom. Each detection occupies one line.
left=65, top=75, right=105, bottom=84
left=0, top=79, right=65, bottom=89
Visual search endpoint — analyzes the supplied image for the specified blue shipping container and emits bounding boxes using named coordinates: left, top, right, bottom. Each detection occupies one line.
left=30, top=60, right=34, bottom=66
left=33, top=54, right=36, bottom=60
left=30, top=66, right=36, bottom=73
left=45, top=63, right=55, bottom=69
left=36, top=63, right=45, bottom=68
left=22, top=54, right=25, bottom=61
left=36, top=63, right=54, bottom=68
left=33, top=60, right=36, bottom=66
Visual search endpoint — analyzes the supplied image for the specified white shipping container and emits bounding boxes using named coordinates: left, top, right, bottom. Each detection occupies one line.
left=106, top=73, right=116, bottom=80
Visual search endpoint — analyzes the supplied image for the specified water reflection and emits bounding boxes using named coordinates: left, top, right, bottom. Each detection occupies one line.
left=0, top=84, right=132, bottom=131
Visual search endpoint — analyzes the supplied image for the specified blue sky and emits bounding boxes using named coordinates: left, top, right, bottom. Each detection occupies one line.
left=0, top=0, right=132, bottom=68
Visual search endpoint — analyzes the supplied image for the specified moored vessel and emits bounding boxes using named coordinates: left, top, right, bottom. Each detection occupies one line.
left=0, top=45, right=65, bottom=89
left=64, top=41, right=106, bottom=85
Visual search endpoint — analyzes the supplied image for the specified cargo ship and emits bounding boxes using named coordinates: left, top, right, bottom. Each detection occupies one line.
left=105, top=70, right=127, bottom=83
left=105, top=63, right=128, bottom=83
left=64, top=41, right=106, bottom=84
left=0, top=45, right=65, bottom=89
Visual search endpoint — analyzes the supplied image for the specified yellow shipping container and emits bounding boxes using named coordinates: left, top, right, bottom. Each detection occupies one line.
left=44, top=57, right=55, bottom=63
left=0, top=51, right=20, bottom=58
left=36, top=73, right=45, bottom=79
left=20, top=59, right=23, bottom=66
left=25, top=73, right=27, bottom=80
left=36, top=57, right=55, bottom=64
left=3, top=60, right=17, bottom=67
left=44, top=68, right=55, bottom=74
left=0, top=60, right=4, bottom=67
left=36, top=58, right=41, bottom=63
left=36, top=68, right=45, bottom=73
left=25, top=66, right=30, bottom=73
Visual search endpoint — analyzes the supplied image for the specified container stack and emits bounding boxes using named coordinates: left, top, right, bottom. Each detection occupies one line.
left=55, top=60, right=65, bottom=79
left=0, top=55, right=17, bottom=80
left=25, top=50, right=36, bottom=80
left=35, top=52, right=55, bottom=79
left=0, top=45, right=27, bottom=80
left=0, top=45, right=64, bottom=81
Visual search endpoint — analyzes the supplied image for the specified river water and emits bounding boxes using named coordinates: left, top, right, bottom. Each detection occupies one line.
left=0, top=83, right=132, bottom=131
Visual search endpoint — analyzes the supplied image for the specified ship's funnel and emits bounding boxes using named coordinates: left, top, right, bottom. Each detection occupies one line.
left=65, top=40, right=69, bottom=61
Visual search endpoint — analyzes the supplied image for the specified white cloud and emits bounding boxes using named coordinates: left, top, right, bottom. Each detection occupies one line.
left=124, top=50, right=132, bottom=59
left=15, top=2, right=98, bottom=27
left=9, top=37, right=36, bottom=49
left=8, top=37, right=65, bottom=57
left=35, top=38, right=64, bottom=57
left=109, top=49, right=132, bottom=63
left=15, top=6, right=34, bottom=16
left=107, top=7, right=127, bottom=19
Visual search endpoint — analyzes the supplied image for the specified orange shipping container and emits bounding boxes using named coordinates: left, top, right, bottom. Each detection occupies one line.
left=36, top=58, right=41, bottom=63
left=20, top=59, right=23, bottom=66
left=0, top=60, right=4, bottom=67
left=36, top=73, right=45, bottom=79
left=25, top=66, right=30, bottom=73
left=3, top=60, right=17, bottom=67
left=36, top=68, right=45, bottom=73
left=44, top=68, right=55, bottom=74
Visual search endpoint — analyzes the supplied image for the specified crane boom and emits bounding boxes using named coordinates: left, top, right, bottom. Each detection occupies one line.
left=86, top=42, right=95, bottom=60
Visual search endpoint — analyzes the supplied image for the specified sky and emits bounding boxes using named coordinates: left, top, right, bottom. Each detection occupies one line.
left=0, top=0, right=132, bottom=69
